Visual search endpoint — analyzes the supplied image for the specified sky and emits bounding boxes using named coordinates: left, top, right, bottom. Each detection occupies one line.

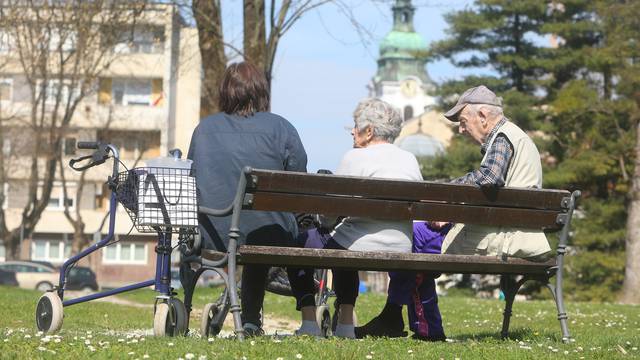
left=221, top=0, right=475, bottom=172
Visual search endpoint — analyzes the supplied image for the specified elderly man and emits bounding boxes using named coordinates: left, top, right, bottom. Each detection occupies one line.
left=441, top=85, right=551, bottom=260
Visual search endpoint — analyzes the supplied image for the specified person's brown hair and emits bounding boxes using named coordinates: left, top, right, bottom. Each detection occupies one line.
left=218, top=62, right=270, bottom=117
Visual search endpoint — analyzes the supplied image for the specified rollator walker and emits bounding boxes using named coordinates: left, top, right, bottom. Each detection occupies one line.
left=35, top=142, right=199, bottom=336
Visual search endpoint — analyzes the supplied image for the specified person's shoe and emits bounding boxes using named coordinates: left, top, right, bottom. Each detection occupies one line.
left=411, top=332, right=446, bottom=342
left=242, top=323, right=265, bottom=337
left=265, top=267, right=293, bottom=297
left=354, top=315, right=407, bottom=339
left=294, top=320, right=323, bottom=337
left=334, top=323, right=356, bottom=339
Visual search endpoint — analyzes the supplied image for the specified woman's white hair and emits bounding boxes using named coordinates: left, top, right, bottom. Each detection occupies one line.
left=353, top=98, right=403, bottom=143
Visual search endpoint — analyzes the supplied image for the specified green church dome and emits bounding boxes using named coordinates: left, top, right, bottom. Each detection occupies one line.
left=380, top=30, right=427, bottom=58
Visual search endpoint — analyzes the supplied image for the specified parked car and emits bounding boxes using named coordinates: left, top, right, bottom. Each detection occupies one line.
left=66, top=266, right=99, bottom=291
left=0, top=261, right=58, bottom=291
left=0, top=268, right=18, bottom=287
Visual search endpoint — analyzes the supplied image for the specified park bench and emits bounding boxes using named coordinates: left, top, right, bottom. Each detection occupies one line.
left=182, top=167, right=580, bottom=342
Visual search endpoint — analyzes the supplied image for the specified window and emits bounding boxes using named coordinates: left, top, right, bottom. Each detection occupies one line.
left=2, top=138, right=9, bottom=156
left=48, top=28, right=76, bottom=52
left=112, top=79, right=152, bottom=106
left=0, top=78, right=12, bottom=102
left=113, top=26, right=164, bottom=54
left=42, top=181, right=76, bottom=211
left=98, top=130, right=160, bottom=160
left=0, top=30, right=12, bottom=53
left=102, top=241, right=147, bottom=264
left=404, top=105, right=413, bottom=121
left=101, top=78, right=162, bottom=107
left=2, top=183, right=8, bottom=209
left=63, top=137, right=76, bottom=156
left=39, top=79, right=81, bottom=105
left=31, top=240, right=70, bottom=263
left=0, top=242, right=5, bottom=262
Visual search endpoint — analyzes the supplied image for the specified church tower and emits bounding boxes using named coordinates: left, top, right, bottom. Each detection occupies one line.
left=369, top=0, right=435, bottom=122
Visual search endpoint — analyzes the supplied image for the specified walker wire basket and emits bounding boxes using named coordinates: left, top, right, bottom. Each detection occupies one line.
left=115, top=167, right=198, bottom=234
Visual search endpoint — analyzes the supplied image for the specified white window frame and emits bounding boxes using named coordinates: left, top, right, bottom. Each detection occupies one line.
left=113, top=27, right=164, bottom=54
left=102, top=241, right=148, bottom=265
left=0, top=30, right=12, bottom=54
left=0, top=77, right=13, bottom=103
left=31, top=239, right=68, bottom=263
left=47, top=28, right=76, bottom=52
left=37, top=79, right=81, bottom=105
left=39, top=181, right=76, bottom=211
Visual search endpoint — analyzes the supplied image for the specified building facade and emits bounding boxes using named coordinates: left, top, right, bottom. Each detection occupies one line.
left=0, top=4, right=201, bottom=288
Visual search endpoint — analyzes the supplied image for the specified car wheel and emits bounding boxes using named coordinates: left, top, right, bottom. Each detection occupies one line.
left=36, top=282, right=54, bottom=291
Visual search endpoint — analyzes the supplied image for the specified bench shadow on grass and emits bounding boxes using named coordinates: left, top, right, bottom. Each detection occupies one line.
left=451, top=328, right=559, bottom=342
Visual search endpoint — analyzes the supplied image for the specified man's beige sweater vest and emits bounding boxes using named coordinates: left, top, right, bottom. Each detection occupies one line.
left=442, top=120, right=551, bottom=258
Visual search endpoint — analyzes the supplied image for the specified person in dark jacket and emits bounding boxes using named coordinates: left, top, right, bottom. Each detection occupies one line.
left=187, top=62, right=307, bottom=336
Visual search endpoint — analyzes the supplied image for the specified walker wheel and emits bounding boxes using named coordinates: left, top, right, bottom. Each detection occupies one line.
left=315, top=305, right=331, bottom=337
left=153, top=298, right=188, bottom=337
left=201, top=302, right=223, bottom=337
left=35, top=292, right=63, bottom=333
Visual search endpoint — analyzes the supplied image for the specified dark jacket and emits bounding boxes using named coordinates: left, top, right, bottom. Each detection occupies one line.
left=187, top=112, right=307, bottom=251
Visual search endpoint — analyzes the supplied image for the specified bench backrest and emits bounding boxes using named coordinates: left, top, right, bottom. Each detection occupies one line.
left=242, top=169, right=572, bottom=230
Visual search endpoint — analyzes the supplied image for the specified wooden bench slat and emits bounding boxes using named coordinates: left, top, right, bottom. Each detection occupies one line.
left=249, top=170, right=570, bottom=211
left=247, top=192, right=563, bottom=229
left=202, top=246, right=556, bottom=276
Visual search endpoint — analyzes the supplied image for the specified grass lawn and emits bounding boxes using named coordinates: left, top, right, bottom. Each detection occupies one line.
left=0, top=285, right=639, bottom=359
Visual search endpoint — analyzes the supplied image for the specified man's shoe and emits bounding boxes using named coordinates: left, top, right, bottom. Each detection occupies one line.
left=411, top=333, right=446, bottom=342
left=242, top=323, right=265, bottom=337
left=354, top=315, right=407, bottom=339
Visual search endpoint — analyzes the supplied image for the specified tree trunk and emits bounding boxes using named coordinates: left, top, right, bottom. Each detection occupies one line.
left=71, top=222, right=87, bottom=254
left=5, top=229, right=22, bottom=260
left=620, top=121, right=640, bottom=304
left=243, top=0, right=266, bottom=71
left=192, top=0, right=227, bottom=118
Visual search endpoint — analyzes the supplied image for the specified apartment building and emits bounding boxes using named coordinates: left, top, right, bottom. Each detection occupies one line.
left=0, top=3, right=201, bottom=288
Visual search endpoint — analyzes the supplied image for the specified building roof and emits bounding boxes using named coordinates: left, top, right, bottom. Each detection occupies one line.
left=380, top=30, right=427, bottom=59
left=395, top=133, right=444, bottom=158
left=394, top=110, right=454, bottom=158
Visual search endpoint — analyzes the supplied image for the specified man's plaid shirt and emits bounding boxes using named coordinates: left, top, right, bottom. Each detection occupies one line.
left=453, top=118, right=513, bottom=187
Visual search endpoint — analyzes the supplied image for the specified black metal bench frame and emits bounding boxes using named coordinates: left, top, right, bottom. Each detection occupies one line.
left=180, top=167, right=580, bottom=342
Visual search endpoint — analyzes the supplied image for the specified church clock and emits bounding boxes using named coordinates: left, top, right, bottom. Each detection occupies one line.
left=400, top=79, right=418, bottom=98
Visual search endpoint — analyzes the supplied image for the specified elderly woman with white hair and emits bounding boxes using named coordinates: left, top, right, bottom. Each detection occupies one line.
left=287, top=98, right=423, bottom=338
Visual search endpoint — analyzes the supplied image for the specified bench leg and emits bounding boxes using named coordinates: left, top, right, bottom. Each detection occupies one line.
left=546, top=280, right=571, bottom=342
left=500, top=275, right=528, bottom=339
left=180, top=264, right=203, bottom=324
left=226, top=232, right=244, bottom=340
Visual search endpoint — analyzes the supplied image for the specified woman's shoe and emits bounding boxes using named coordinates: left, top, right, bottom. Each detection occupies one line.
left=242, top=323, right=265, bottom=337
left=354, top=315, right=408, bottom=339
